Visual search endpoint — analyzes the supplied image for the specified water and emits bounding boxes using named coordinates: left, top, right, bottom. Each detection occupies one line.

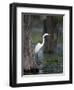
left=33, top=42, right=63, bottom=74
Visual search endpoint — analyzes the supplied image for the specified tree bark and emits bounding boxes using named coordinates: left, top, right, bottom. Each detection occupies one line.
left=43, top=16, right=57, bottom=53
left=22, top=14, right=38, bottom=75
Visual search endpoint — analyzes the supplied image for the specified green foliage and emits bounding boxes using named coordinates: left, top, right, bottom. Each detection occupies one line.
left=43, top=53, right=62, bottom=65
left=32, top=32, right=42, bottom=44
left=42, top=53, right=63, bottom=74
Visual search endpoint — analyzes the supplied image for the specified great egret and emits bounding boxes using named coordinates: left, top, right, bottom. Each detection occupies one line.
left=35, top=33, right=51, bottom=62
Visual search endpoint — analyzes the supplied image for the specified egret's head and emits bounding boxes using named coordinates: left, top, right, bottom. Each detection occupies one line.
left=43, top=33, right=51, bottom=38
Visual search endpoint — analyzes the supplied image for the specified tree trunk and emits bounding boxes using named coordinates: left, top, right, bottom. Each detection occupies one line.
left=22, top=14, right=38, bottom=75
left=43, top=16, right=57, bottom=53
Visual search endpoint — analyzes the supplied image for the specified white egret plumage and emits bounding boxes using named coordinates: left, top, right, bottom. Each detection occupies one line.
left=35, top=33, right=51, bottom=62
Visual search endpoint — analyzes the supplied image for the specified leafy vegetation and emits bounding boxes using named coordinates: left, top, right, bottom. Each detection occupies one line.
left=32, top=32, right=42, bottom=44
left=43, top=53, right=63, bottom=65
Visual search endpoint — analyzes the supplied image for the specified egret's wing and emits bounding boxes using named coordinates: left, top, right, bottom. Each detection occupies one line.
left=35, top=43, right=42, bottom=53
